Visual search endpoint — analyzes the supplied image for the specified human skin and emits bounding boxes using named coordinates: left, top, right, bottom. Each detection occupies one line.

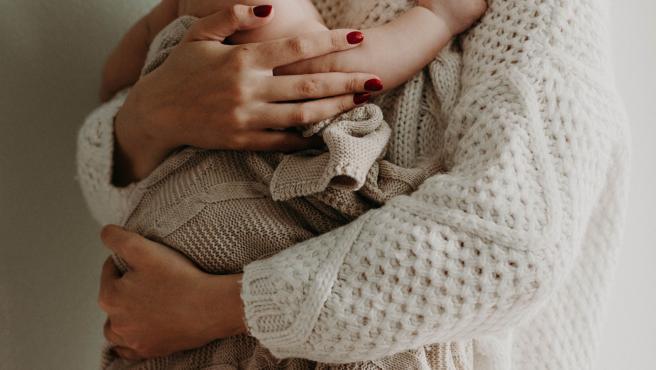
left=111, top=0, right=485, bottom=186
left=100, top=0, right=326, bottom=101
left=112, top=5, right=377, bottom=185
left=99, top=0, right=487, bottom=361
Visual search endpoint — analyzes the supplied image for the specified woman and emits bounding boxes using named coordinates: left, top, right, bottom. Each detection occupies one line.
left=78, top=0, right=629, bottom=369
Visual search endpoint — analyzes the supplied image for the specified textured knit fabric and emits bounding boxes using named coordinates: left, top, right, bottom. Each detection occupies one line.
left=77, top=1, right=630, bottom=370
left=106, top=9, right=455, bottom=370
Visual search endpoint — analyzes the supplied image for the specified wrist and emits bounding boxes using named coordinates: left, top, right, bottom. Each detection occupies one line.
left=416, top=0, right=487, bottom=36
left=204, top=274, right=248, bottom=339
left=112, top=87, right=174, bottom=185
left=415, top=4, right=458, bottom=37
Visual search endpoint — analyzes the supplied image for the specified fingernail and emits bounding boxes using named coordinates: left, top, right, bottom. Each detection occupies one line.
left=354, top=93, right=371, bottom=105
left=253, top=5, right=273, bottom=17
left=347, top=31, right=364, bottom=44
left=364, top=78, right=383, bottom=92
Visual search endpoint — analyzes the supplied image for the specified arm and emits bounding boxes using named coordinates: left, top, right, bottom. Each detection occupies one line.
left=239, top=0, right=629, bottom=362
left=79, top=5, right=383, bottom=222
left=99, top=0, right=290, bottom=102
left=276, top=1, right=487, bottom=91
left=100, top=0, right=178, bottom=102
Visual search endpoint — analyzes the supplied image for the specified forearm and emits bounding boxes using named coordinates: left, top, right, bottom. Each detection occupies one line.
left=110, top=15, right=196, bottom=186
left=275, top=6, right=455, bottom=91
left=369, top=6, right=454, bottom=89
left=100, top=0, right=178, bottom=102
left=112, top=85, right=174, bottom=186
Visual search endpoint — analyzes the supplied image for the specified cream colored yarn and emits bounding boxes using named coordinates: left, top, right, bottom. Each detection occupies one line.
left=78, top=1, right=630, bottom=369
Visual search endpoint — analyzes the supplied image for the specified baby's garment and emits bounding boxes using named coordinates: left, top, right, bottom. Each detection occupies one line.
left=117, top=105, right=433, bottom=275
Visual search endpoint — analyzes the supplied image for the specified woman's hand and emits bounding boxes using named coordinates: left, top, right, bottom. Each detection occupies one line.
left=114, top=5, right=379, bottom=185
left=98, top=225, right=247, bottom=360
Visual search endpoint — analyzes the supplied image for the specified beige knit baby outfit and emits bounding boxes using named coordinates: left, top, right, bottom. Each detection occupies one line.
left=104, top=3, right=465, bottom=369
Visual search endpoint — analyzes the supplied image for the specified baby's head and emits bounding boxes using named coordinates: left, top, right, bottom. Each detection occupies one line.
left=227, top=0, right=327, bottom=44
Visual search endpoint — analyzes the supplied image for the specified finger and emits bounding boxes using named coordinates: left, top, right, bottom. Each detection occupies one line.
left=112, top=346, right=143, bottom=361
left=253, top=29, right=365, bottom=69
left=252, top=93, right=372, bottom=129
left=238, top=131, right=324, bottom=152
left=260, top=73, right=383, bottom=102
left=274, top=53, right=339, bottom=76
left=103, top=319, right=127, bottom=347
left=98, top=257, right=121, bottom=312
left=184, top=4, right=274, bottom=42
left=100, top=225, right=152, bottom=268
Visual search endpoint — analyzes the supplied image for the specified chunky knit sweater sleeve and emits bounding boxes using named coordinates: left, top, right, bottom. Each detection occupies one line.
left=77, top=90, right=137, bottom=226
left=239, top=0, right=629, bottom=363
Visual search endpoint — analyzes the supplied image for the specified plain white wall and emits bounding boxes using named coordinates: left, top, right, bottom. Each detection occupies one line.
left=596, top=1, right=656, bottom=369
left=0, top=1, right=653, bottom=369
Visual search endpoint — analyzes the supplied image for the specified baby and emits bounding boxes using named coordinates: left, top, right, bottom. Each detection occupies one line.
left=102, top=0, right=486, bottom=369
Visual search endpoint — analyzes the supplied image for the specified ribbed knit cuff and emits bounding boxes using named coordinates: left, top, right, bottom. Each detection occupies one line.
left=240, top=213, right=371, bottom=359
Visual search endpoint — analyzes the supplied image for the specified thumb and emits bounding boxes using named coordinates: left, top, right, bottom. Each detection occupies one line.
left=184, top=4, right=274, bottom=43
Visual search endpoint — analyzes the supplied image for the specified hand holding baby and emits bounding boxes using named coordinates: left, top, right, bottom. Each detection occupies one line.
left=113, top=6, right=378, bottom=185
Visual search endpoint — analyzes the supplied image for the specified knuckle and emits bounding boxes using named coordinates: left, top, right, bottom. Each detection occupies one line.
left=346, top=77, right=359, bottom=92
left=103, top=319, right=118, bottom=338
left=292, top=105, right=312, bottom=124
left=287, top=37, right=312, bottom=57
left=109, top=319, right=127, bottom=334
left=227, top=107, right=249, bottom=130
left=228, top=133, right=249, bottom=149
left=229, top=47, right=252, bottom=71
left=102, top=323, right=111, bottom=338
left=298, top=78, right=322, bottom=97
left=131, top=341, right=147, bottom=355
left=100, top=225, right=116, bottom=244
left=227, top=5, right=242, bottom=28
left=98, top=290, right=115, bottom=311
left=99, top=226, right=110, bottom=243
left=121, top=233, right=142, bottom=252
left=330, top=32, right=344, bottom=50
left=337, top=98, right=350, bottom=114
left=232, top=85, right=253, bottom=105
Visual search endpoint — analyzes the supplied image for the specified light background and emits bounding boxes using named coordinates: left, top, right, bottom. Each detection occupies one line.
left=0, top=1, right=653, bottom=369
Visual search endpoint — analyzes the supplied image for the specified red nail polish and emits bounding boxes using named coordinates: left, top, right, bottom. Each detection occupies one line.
left=347, top=31, right=364, bottom=44
left=354, top=93, right=371, bottom=105
left=253, top=5, right=273, bottom=17
left=364, top=79, right=383, bottom=92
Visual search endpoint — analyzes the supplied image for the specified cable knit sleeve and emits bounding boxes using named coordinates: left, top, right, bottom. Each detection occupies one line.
left=240, top=0, right=628, bottom=363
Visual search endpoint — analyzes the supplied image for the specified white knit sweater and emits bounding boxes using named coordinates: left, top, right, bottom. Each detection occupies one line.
left=77, top=0, right=629, bottom=369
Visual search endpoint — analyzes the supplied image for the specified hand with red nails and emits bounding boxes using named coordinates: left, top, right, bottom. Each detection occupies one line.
left=111, top=2, right=381, bottom=185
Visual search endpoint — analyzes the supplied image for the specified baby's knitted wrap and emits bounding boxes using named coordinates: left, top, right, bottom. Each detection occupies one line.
left=105, top=1, right=464, bottom=369
left=78, top=0, right=630, bottom=369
